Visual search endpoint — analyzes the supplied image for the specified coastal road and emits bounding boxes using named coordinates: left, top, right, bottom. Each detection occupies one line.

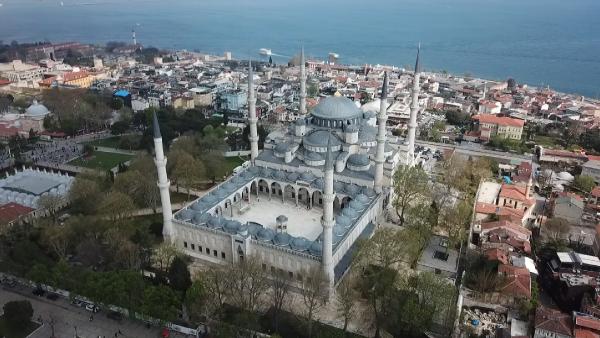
left=415, top=140, right=535, bottom=163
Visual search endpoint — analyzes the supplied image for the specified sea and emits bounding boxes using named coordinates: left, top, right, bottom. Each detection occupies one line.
left=0, top=0, right=599, bottom=97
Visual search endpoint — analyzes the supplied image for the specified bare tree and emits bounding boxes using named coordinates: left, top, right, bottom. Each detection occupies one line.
left=151, top=242, right=179, bottom=272
left=299, top=266, right=328, bottom=338
left=201, top=265, right=230, bottom=315
left=43, top=224, right=72, bottom=260
left=336, top=273, right=358, bottom=337
left=37, top=195, right=65, bottom=221
left=544, top=217, right=570, bottom=242
left=226, top=257, right=269, bottom=313
left=392, top=165, right=429, bottom=226
left=270, top=268, right=292, bottom=333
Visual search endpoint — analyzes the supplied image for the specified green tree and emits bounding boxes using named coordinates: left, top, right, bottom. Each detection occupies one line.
left=392, top=165, right=430, bottom=226
left=68, top=176, right=103, bottom=215
left=111, top=97, right=124, bottom=110
left=169, top=150, right=206, bottom=198
left=185, top=279, right=208, bottom=322
left=141, top=285, right=181, bottom=322
left=3, top=300, right=33, bottom=329
left=299, top=266, right=328, bottom=338
left=572, top=175, right=596, bottom=193
left=168, top=256, right=192, bottom=294
left=98, top=190, right=135, bottom=221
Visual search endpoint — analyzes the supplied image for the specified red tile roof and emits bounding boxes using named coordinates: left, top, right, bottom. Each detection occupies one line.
left=498, top=264, right=531, bottom=298
left=481, top=220, right=532, bottom=237
left=0, top=203, right=34, bottom=224
left=592, top=186, right=600, bottom=198
left=485, top=248, right=509, bottom=265
left=575, top=314, right=600, bottom=332
left=575, top=329, right=599, bottom=338
left=535, top=306, right=573, bottom=336
left=62, top=71, right=90, bottom=82
left=0, top=78, right=10, bottom=86
left=473, top=114, right=525, bottom=127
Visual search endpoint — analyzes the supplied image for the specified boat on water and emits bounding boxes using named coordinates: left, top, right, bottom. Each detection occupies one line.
left=259, top=48, right=272, bottom=56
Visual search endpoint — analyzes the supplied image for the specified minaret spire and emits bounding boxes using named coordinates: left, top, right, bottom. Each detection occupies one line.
left=247, top=60, right=259, bottom=162
left=374, top=72, right=388, bottom=193
left=321, top=134, right=335, bottom=287
left=153, top=112, right=174, bottom=242
left=132, top=29, right=137, bottom=46
left=299, top=46, right=307, bottom=115
left=406, top=44, right=421, bottom=166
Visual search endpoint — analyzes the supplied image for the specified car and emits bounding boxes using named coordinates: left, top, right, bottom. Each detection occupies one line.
left=107, top=311, right=123, bottom=322
left=85, top=303, right=100, bottom=313
left=32, top=287, right=45, bottom=296
left=2, top=278, right=17, bottom=287
left=46, top=293, right=59, bottom=301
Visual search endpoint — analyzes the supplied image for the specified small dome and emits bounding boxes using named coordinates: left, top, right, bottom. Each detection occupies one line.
left=275, top=143, right=290, bottom=154
left=311, top=96, right=363, bottom=120
left=192, top=212, right=210, bottom=224
left=221, top=182, right=236, bottom=192
left=342, top=208, right=360, bottom=219
left=25, top=100, right=50, bottom=118
left=272, top=170, right=286, bottom=181
left=287, top=172, right=299, bottom=182
left=333, top=225, right=346, bottom=237
left=305, top=151, right=323, bottom=161
left=349, top=200, right=366, bottom=211
left=202, top=195, right=218, bottom=205
left=177, top=209, right=194, bottom=221
left=347, top=154, right=370, bottom=167
left=224, top=220, right=242, bottom=234
left=355, top=194, right=371, bottom=203
left=207, top=216, right=224, bottom=229
left=344, top=183, right=361, bottom=195
left=191, top=201, right=206, bottom=211
left=334, top=181, right=345, bottom=192
left=313, top=178, right=324, bottom=189
left=336, top=215, right=353, bottom=228
left=300, top=171, right=316, bottom=182
left=213, top=189, right=229, bottom=199
left=257, top=228, right=275, bottom=242
left=274, top=232, right=292, bottom=246
left=309, top=241, right=323, bottom=256
left=276, top=215, right=288, bottom=223
left=260, top=167, right=273, bottom=177
left=248, top=222, right=263, bottom=236
left=290, top=237, right=311, bottom=251
left=362, top=186, right=376, bottom=197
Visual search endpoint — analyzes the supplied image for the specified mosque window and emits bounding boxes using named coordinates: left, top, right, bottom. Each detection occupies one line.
left=206, top=247, right=210, bottom=254
left=199, top=245, right=203, bottom=252
left=213, top=250, right=218, bottom=257
left=288, top=271, right=293, bottom=279
left=191, top=244, right=195, bottom=250
left=297, top=274, right=302, bottom=282
left=262, top=263, right=267, bottom=270
left=221, top=252, right=226, bottom=259
left=183, top=241, right=188, bottom=248
left=270, top=266, right=275, bottom=273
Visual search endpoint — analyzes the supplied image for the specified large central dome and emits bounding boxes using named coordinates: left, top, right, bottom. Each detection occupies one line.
left=311, top=96, right=363, bottom=120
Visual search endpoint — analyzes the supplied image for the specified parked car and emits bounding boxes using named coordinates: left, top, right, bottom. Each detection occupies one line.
left=1, top=278, right=17, bottom=287
left=46, top=293, right=59, bottom=301
left=85, top=303, right=100, bottom=313
left=32, top=287, right=45, bottom=296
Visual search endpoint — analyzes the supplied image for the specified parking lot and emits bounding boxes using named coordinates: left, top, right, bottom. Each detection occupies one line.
left=1, top=281, right=168, bottom=338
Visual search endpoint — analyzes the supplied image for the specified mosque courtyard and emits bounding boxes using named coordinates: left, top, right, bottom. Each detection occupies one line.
left=224, top=197, right=325, bottom=241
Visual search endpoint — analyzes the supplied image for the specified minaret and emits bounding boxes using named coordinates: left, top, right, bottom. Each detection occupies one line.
left=321, top=135, right=336, bottom=287
left=406, top=45, right=421, bottom=166
left=132, top=29, right=137, bottom=46
left=153, top=112, right=174, bottom=242
left=299, top=47, right=307, bottom=115
left=374, top=72, right=388, bottom=193
left=247, top=60, right=259, bottom=162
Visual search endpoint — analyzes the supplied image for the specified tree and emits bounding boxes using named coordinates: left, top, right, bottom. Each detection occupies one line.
left=439, top=198, right=472, bottom=250
left=110, top=121, right=129, bottom=135
left=299, top=266, right=328, bottom=338
left=152, top=242, right=179, bottom=272
left=357, top=265, right=397, bottom=338
left=97, top=190, right=135, bottom=221
left=564, top=120, right=584, bottom=148
left=336, top=274, right=358, bottom=337
left=68, top=176, right=102, bottom=215
left=140, top=285, right=181, bottom=322
left=270, top=268, right=292, bottom=334
left=185, top=279, right=208, bottom=322
left=168, top=256, right=192, bottom=294
left=169, top=150, right=205, bottom=198
left=573, top=175, right=596, bottom=194
left=544, top=217, right=570, bottom=242
left=308, top=81, right=319, bottom=98
left=43, top=224, right=72, bottom=260
left=356, top=227, right=414, bottom=269
left=392, top=165, right=429, bottom=226
left=37, top=194, right=64, bottom=221
left=226, top=257, right=269, bottom=313
left=445, top=111, right=470, bottom=126
left=201, top=265, right=229, bottom=315
left=3, top=300, right=33, bottom=329
left=111, top=97, right=124, bottom=110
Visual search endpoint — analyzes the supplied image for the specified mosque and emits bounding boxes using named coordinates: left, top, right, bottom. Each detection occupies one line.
left=154, top=48, right=423, bottom=287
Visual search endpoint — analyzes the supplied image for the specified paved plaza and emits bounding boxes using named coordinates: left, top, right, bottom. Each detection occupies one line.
left=230, top=198, right=324, bottom=241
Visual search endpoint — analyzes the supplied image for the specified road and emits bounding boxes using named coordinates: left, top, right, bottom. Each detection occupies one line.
left=0, top=285, right=169, bottom=338
left=415, top=140, right=535, bottom=163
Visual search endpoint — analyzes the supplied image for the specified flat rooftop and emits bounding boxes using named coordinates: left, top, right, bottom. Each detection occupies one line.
left=477, top=181, right=502, bottom=204
left=3, top=175, right=63, bottom=196
left=225, top=198, right=324, bottom=241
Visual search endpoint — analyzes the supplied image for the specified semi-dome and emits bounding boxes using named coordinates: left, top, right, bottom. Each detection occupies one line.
left=347, top=154, right=370, bottom=166
left=303, top=130, right=342, bottom=148
left=311, top=96, right=363, bottom=120
left=275, top=143, right=291, bottom=153
left=25, top=100, right=50, bottom=118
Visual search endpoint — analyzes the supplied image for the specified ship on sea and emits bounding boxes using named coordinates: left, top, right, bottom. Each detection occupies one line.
left=259, top=48, right=272, bottom=56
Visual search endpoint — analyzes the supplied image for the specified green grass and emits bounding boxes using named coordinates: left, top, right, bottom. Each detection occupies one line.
left=84, top=136, right=122, bottom=148
left=224, top=156, right=247, bottom=174
left=0, top=317, right=40, bottom=338
left=534, top=135, right=563, bottom=148
left=68, top=151, right=134, bottom=171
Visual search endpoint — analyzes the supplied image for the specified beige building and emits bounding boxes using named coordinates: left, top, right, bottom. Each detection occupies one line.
left=473, top=114, right=524, bottom=141
left=0, top=60, right=48, bottom=87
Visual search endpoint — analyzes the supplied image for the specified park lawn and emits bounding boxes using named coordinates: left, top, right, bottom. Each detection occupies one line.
left=0, top=316, right=40, bottom=338
left=534, top=135, right=563, bottom=149
left=84, top=136, right=122, bottom=148
left=68, top=151, right=133, bottom=171
left=224, top=156, right=247, bottom=174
